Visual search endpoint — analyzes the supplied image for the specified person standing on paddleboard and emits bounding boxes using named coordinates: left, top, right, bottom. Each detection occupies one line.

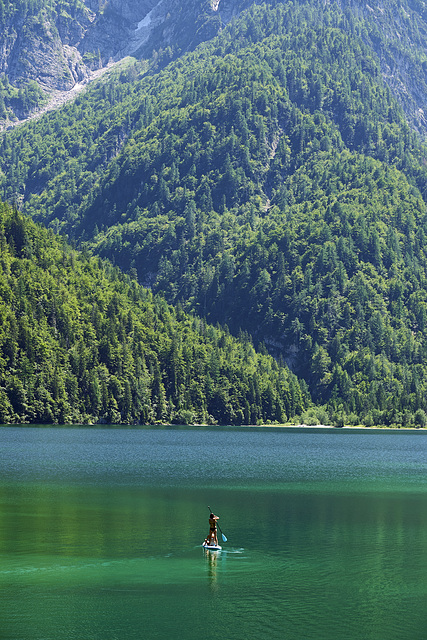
left=206, top=512, right=219, bottom=546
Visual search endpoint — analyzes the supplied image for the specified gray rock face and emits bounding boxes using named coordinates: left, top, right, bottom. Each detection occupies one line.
left=0, top=7, right=93, bottom=90
left=0, top=1, right=230, bottom=92
left=0, top=0, right=231, bottom=123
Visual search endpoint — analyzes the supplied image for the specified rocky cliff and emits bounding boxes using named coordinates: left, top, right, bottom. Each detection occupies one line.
left=0, top=0, right=231, bottom=122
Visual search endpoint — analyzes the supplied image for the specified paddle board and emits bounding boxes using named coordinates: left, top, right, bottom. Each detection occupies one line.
left=202, top=542, right=222, bottom=551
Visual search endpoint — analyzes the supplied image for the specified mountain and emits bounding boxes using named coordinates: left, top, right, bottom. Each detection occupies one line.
left=2, top=0, right=427, bottom=427
left=2, top=0, right=427, bottom=131
left=0, top=0, right=236, bottom=124
left=0, top=201, right=307, bottom=424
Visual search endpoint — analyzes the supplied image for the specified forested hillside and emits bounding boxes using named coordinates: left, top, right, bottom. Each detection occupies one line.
left=0, top=201, right=307, bottom=425
left=3, top=1, right=427, bottom=427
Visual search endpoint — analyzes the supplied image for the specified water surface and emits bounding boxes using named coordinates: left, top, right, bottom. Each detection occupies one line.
left=0, top=426, right=426, bottom=640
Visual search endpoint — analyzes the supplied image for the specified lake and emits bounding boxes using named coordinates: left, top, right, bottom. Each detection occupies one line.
left=0, top=425, right=426, bottom=640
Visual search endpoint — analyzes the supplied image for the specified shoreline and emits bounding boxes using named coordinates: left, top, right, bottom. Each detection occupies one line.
left=231, top=423, right=427, bottom=431
left=0, top=422, right=425, bottom=431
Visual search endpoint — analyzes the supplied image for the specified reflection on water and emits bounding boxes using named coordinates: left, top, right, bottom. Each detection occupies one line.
left=204, top=547, right=220, bottom=591
left=0, top=426, right=426, bottom=640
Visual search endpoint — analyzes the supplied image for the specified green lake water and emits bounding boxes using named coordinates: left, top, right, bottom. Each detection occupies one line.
left=0, top=426, right=426, bottom=640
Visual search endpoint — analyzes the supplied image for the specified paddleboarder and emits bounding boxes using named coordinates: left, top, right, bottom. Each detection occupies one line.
left=205, top=512, right=219, bottom=546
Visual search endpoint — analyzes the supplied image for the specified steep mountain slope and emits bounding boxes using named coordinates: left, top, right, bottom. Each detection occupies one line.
left=0, top=201, right=306, bottom=424
left=0, top=0, right=246, bottom=125
left=0, top=0, right=177, bottom=123
left=3, top=0, right=427, bottom=132
left=3, top=0, right=427, bottom=427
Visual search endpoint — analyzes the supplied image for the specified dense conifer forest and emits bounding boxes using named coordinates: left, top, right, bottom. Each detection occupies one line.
left=0, top=201, right=307, bottom=424
left=2, top=0, right=427, bottom=426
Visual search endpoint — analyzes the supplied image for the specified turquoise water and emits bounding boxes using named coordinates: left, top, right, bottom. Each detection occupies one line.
left=0, top=426, right=426, bottom=640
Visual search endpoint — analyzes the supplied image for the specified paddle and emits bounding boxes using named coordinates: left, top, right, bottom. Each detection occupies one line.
left=208, top=505, right=228, bottom=542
